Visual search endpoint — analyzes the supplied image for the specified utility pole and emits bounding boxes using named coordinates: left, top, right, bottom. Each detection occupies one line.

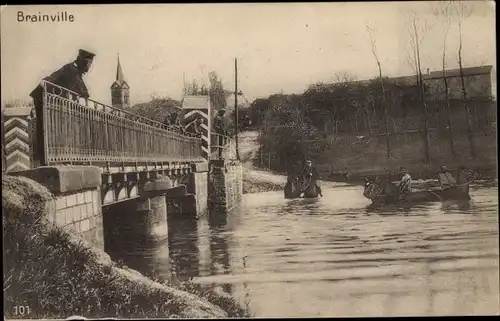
left=234, top=58, right=240, bottom=160
left=183, top=72, right=186, bottom=95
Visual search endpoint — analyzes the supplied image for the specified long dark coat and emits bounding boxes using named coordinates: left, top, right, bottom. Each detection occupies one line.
left=29, top=62, right=90, bottom=100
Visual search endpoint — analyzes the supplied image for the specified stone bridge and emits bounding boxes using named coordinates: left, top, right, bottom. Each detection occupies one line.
left=2, top=81, right=243, bottom=250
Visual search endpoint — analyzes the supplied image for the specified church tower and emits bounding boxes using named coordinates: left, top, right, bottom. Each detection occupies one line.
left=110, top=54, right=130, bottom=109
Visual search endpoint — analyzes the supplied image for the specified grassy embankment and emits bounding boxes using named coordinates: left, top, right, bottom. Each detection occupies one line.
left=3, top=174, right=250, bottom=319
left=315, top=130, right=497, bottom=181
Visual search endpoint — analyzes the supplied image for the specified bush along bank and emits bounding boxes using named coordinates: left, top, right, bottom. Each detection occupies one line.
left=2, top=174, right=250, bottom=319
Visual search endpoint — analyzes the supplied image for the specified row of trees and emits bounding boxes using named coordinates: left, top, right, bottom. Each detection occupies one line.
left=246, top=1, right=495, bottom=173
left=129, top=71, right=230, bottom=123
left=184, top=80, right=210, bottom=96
left=365, top=1, right=483, bottom=161
left=182, top=72, right=229, bottom=112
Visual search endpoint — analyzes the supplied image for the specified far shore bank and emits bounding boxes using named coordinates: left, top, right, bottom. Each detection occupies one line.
left=237, top=130, right=496, bottom=194
left=322, top=161, right=497, bottom=183
left=242, top=163, right=497, bottom=196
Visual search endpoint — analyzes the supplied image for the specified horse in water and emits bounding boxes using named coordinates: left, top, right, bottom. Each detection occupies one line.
left=363, top=167, right=474, bottom=205
left=300, top=174, right=322, bottom=198
left=284, top=175, right=301, bottom=199
left=284, top=174, right=321, bottom=199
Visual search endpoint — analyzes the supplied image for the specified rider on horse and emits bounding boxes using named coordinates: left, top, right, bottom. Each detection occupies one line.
left=302, top=160, right=323, bottom=197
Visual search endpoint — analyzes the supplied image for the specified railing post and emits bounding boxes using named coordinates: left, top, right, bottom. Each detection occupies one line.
left=40, top=82, right=48, bottom=166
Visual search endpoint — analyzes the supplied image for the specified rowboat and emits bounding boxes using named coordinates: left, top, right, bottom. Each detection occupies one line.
left=364, top=179, right=471, bottom=205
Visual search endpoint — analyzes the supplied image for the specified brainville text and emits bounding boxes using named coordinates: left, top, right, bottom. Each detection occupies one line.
left=17, top=11, right=75, bottom=23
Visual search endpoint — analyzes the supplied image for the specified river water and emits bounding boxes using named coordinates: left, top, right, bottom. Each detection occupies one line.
left=107, top=181, right=499, bottom=317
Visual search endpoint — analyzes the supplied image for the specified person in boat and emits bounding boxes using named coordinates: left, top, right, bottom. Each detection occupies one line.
left=398, top=167, right=412, bottom=202
left=438, top=165, right=457, bottom=190
left=301, top=160, right=323, bottom=197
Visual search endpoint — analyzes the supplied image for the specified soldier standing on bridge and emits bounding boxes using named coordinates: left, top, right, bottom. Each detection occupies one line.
left=213, top=109, right=228, bottom=158
left=29, top=49, right=96, bottom=166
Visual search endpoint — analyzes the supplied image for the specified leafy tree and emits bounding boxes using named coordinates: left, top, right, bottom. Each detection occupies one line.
left=208, top=71, right=227, bottom=111
left=128, top=95, right=181, bottom=123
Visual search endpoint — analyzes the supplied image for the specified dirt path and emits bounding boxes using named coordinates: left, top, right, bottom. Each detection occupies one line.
left=238, top=131, right=287, bottom=192
left=238, top=130, right=260, bottom=169
left=238, top=131, right=345, bottom=193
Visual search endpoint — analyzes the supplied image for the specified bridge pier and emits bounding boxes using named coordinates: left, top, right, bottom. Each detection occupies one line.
left=188, top=162, right=209, bottom=217
left=208, top=159, right=243, bottom=214
left=104, top=176, right=173, bottom=247
left=136, top=194, right=169, bottom=242
left=163, top=163, right=209, bottom=219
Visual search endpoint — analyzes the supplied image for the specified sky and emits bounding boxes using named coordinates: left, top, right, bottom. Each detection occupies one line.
left=1, top=2, right=496, bottom=106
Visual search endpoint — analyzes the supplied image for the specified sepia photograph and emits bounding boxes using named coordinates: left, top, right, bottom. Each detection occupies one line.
left=1, top=2, right=498, bottom=319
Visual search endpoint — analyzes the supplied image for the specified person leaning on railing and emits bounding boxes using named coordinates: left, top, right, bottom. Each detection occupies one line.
left=28, top=48, right=96, bottom=166
left=184, top=117, right=203, bottom=137
left=162, top=109, right=187, bottom=135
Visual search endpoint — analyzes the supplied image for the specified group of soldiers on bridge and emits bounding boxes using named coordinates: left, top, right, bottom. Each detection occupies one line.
left=161, top=107, right=229, bottom=139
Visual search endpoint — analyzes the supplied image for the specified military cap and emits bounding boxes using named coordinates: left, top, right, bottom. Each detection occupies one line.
left=78, top=49, right=96, bottom=60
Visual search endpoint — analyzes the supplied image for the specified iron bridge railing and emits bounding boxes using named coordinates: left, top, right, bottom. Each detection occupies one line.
left=40, top=81, right=203, bottom=166
left=210, top=133, right=236, bottom=160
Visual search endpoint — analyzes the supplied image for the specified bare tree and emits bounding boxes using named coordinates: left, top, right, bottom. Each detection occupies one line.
left=333, top=71, right=357, bottom=84
left=366, top=23, right=391, bottom=160
left=404, top=13, right=433, bottom=164
left=433, top=1, right=456, bottom=157
left=332, top=72, right=365, bottom=135
left=453, top=0, right=476, bottom=158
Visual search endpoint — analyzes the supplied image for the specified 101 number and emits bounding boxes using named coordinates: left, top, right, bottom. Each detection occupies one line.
left=13, top=306, right=30, bottom=316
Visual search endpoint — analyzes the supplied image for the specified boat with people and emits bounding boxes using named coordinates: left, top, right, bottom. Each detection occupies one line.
left=363, top=165, right=476, bottom=205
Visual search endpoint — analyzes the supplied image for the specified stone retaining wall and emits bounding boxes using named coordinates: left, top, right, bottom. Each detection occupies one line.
left=53, top=188, right=104, bottom=248
left=208, top=160, right=243, bottom=212
left=10, top=165, right=104, bottom=249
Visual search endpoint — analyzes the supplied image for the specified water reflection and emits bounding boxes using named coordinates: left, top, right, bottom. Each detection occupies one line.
left=440, top=200, right=472, bottom=212
left=208, top=213, right=232, bottom=294
left=364, top=203, right=415, bottom=216
left=168, top=217, right=201, bottom=280
left=108, top=181, right=499, bottom=317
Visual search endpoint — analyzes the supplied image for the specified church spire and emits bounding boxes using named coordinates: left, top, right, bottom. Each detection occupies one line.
left=110, top=53, right=130, bottom=109
left=116, top=53, right=125, bottom=84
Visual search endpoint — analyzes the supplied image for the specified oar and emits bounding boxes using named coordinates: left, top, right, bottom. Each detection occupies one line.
left=427, top=190, right=444, bottom=202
